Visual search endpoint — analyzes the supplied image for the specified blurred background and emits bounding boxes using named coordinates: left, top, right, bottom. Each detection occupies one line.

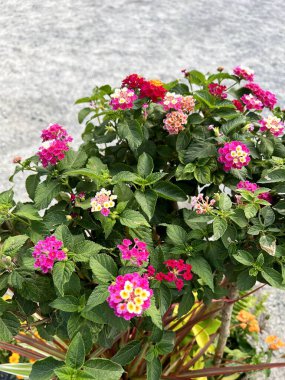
left=0, top=0, right=285, bottom=377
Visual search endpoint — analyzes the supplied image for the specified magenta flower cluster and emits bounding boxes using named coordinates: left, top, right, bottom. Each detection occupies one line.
left=233, top=66, right=254, bottom=82
left=110, top=87, right=138, bottom=110
left=245, top=82, right=277, bottom=109
left=37, top=124, right=72, bottom=167
left=236, top=181, right=272, bottom=204
left=218, top=141, right=251, bottom=171
left=117, top=238, right=149, bottom=266
left=259, top=116, right=284, bottom=137
left=208, top=83, right=227, bottom=99
left=32, top=236, right=66, bottom=273
left=240, top=94, right=263, bottom=111
left=107, top=272, right=152, bottom=320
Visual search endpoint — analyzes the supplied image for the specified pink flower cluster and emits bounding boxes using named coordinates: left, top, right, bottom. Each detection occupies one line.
left=163, top=110, right=188, bottom=135
left=117, top=238, right=149, bottom=266
left=259, top=116, right=284, bottom=137
left=240, top=94, right=263, bottom=110
left=190, top=194, right=216, bottom=214
left=148, top=259, right=193, bottom=291
left=70, top=192, right=85, bottom=205
left=218, top=141, right=251, bottom=171
left=236, top=181, right=272, bottom=204
left=107, top=272, right=152, bottom=320
left=41, top=124, right=73, bottom=143
left=245, top=83, right=277, bottom=109
left=37, top=124, right=72, bottom=167
left=161, top=92, right=195, bottom=113
left=90, top=188, right=117, bottom=216
left=32, top=236, right=66, bottom=273
left=208, top=83, right=227, bottom=99
left=233, top=66, right=254, bottom=82
left=110, top=87, right=138, bottom=110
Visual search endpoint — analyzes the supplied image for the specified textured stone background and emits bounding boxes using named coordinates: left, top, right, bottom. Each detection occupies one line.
left=0, top=0, right=285, bottom=378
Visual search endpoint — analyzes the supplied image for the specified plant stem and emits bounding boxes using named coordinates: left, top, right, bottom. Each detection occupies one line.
left=214, top=281, right=238, bottom=367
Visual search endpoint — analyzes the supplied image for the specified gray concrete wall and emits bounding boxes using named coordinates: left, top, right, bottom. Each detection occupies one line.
left=0, top=0, right=285, bottom=378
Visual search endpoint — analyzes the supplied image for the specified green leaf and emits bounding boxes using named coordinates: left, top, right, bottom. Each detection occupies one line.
left=259, top=235, right=276, bottom=256
left=86, top=285, right=109, bottom=309
left=260, top=206, right=275, bottom=227
left=50, top=296, right=80, bottom=312
left=156, top=284, right=172, bottom=316
left=153, top=181, right=187, bottom=201
left=90, top=254, right=117, bottom=283
left=112, top=171, right=141, bottom=184
left=66, top=332, right=85, bottom=369
left=34, top=180, right=61, bottom=209
left=181, top=141, right=217, bottom=163
left=120, top=209, right=150, bottom=228
left=194, top=166, right=211, bottom=184
left=218, top=194, right=232, bottom=211
left=78, top=107, right=94, bottom=123
left=3, top=235, right=28, bottom=257
left=145, top=172, right=167, bottom=185
left=194, top=90, right=215, bottom=107
left=261, top=267, right=284, bottom=288
left=145, top=300, right=162, bottom=329
left=221, top=115, right=246, bottom=135
left=188, top=256, right=214, bottom=291
left=112, top=340, right=141, bottom=366
left=0, top=312, right=20, bottom=341
left=57, top=148, right=88, bottom=171
left=137, top=153, right=154, bottom=177
left=213, top=217, right=228, bottom=240
left=84, top=358, right=124, bottom=380
left=187, top=113, right=203, bottom=124
left=54, top=225, right=74, bottom=250
left=156, top=331, right=175, bottom=354
left=229, top=209, right=248, bottom=228
left=14, top=204, right=42, bottom=221
left=237, top=270, right=256, bottom=291
left=147, top=357, right=162, bottom=380
left=63, top=168, right=103, bottom=181
left=258, top=169, right=285, bottom=184
left=26, top=174, right=40, bottom=201
left=53, top=261, right=75, bottom=296
left=118, top=120, right=144, bottom=152
left=244, top=204, right=258, bottom=219
left=30, top=357, right=64, bottom=380
left=54, top=366, right=94, bottom=380
left=178, top=289, right=195, bottom=317
left=73, top=240, right=104, bottom=262
left=135, top=190, right=157, bottom=220
left=188, top=70, right=206, bottom=85
left=233, top=250, right=254, bottom=266
left=165, top=224, right=188, bottom=245
left=0, top=363, right=32, bottom=378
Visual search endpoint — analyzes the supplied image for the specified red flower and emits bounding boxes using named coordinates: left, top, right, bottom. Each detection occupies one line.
left=232, top=99, right=244, bottom=112
left=208, top=83, right=227, bottom=99
left=122, top=74, right=145, bottom=90
left=139, top=80, right=166, bottom=102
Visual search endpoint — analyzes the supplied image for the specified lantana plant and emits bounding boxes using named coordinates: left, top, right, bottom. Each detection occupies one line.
left=1, top=67, right=285, bottom=379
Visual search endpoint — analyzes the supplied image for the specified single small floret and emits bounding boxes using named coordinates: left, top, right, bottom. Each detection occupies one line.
left=110, top=87, right=138, bottom=110
left=117, top=238, right=150, bottom=266
left=218, top=141, right=251, bottom=171
left=233, top=66, right=254, bottom=82
left=163, top=110, right=188, bottom=135
left=107, top=272, right=152, bottom=320
left=91, top=188, right=117, bottom=216
left=258, top=115, right=284, bottom=137
left=32, top=236, right=66, bottom=273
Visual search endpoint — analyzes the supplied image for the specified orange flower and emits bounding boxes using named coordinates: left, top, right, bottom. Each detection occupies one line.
left=16, top=376, right=24, bottom=380
left=265, top=335, right=285, bottom=350
left=9, top=352, right=20, bottom=364
left=236, top=310, right=259, bottom=333
left=149, top=79, right=164, bottom=87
